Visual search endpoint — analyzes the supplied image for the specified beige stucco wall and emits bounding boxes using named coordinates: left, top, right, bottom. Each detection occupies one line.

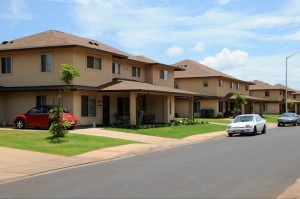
left=0, top=93, right=4, bottom=123
left=0, top=48, right=74, bottom=87
left=176, top=77, right=250, bottom=97
left=250, top=90, right=285, bottom=101
left=175, top=99, right=189, bottom=118
left=264, top=102, right=280, bottom=114
left=200, top=99, right=219, bottom=117
left=149, top=65, right=174, bottom=88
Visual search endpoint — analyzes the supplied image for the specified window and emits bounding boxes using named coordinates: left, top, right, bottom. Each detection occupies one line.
left=193, top=102, right=201, bottom=113
left=41, top=54, right=52, bottom=72
left=112, top=62, right=120, bottom=74
left=265, top=91, right=270, bottom=97
left=36, top=96, right=47, bottom=106
left=219, top=101, right=223, bottom=112
left=219, top=80, right=223, bottom=87
left=236, top=83, right=240, bottom=90
left=81, top=95, right=96, bottom=117
left=132, top=67, right=140, bottom=77
left=1, top=56, right=12, bottom=74
left=174, top=80, right=179, bottom=89
left=160, top=70, right=168, bottom=80
left=203, top=80, right=208, bottom=87
left=245, top=85, right=249, bottom=91
left=230, top=82, right=234, bottom=89
left=263, top=103, right=268, bottom=112
left=87, top=56, right=101, bottom=70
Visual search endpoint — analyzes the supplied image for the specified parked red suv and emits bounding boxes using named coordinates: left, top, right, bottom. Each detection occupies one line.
left=13, top=105, right=78, bottom=129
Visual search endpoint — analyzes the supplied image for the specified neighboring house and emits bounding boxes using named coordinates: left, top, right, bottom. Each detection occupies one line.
left=249, top=80, right=300, bottom=114
left=0, top=30, right=197, bottom=126
left=173, top=59, right=263, bottom=118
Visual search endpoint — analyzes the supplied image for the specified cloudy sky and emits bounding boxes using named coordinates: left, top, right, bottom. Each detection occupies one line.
left=1, top=0, right=300, bottom=89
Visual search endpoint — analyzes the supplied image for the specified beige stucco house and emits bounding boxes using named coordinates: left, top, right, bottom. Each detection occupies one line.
left=250, top=80, right=300, bottom=114
left=173, top=59, right=264, bottom=118
left=0, top=30, right=197, bottom=126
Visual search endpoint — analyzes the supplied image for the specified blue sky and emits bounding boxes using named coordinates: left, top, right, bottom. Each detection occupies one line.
left=1, top=0, right=300, bottom=89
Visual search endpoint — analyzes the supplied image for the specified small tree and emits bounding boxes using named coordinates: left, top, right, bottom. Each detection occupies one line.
left=49, top=64, right=80, bottom=138
left=233, top=92, right=247, bottom=116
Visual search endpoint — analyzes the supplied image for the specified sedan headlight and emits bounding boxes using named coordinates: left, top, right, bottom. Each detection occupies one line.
left=227, top=125, right=231, bottom=129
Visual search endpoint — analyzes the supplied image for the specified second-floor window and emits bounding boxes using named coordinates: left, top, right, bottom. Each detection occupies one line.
left=219, top=80, right=223, bottom=87
left=245, top=85, right=249, bottom=91
left=265, top=91, right=270, bottom=97
left=160, top=70, right=168, bottom=80
left=174, top=80, right=179, bottom=89
left=41, top=54, right=52, bottom=72
left=230, top=82, right=234, bottom=89
left=203, top=80, right=208, bottom=87
left=236, top=83, right=240, bottom=90
left=1, top=56, right=12, bottom=74
left=112, top=62, right=120, bottom=74
left=87, top=56, right=101, bottom=70
left=132, top=67, right=140, bottom=77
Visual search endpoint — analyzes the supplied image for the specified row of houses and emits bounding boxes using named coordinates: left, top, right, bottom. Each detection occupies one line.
left=1, top=30, right=299, bottom=126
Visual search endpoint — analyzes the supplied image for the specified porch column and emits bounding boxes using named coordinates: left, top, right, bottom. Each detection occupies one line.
left=163, top=95, right=172, bottom=123
left=130, top=92, right=137, bottom=125
left=241, top=104, right=245, bottom=114
left=188, top=97, right=194, bottom=120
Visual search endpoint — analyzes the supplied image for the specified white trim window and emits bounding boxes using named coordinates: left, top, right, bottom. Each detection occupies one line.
left=87, top=56, right=101, bottom=70
left=112, top=62, right=120, bottom=74
left=81, top=95, right=96, bottom=117
left=132, top=67, right=140, bottom=77
left=236, top=83, right=240, bottom=90
left=230, top=82, right=234, bottom=89
left=160, top=70, right=168, bottom=80
left=219, top=79, right=223, bottom=87
left=36, top=96, right=47, bottom=106
left=203, top=79, right=208, bottom=87
left=41, top=54, right=52, bottom=72
left=174, top=80, right=179, bottom=89
left=1, top=56, right=12, bottom=74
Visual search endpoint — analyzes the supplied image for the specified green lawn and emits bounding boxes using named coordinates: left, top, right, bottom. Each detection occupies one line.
left=0, top=130, right=137, bottom=157
left=106, top=123, right=226, bottom=139
left=194, top=118, right=232, bottom=124
left=262, top=114, right=280, bottom=123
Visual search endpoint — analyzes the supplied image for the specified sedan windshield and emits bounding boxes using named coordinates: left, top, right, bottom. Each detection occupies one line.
left=281, top=113, right=296, bottom=117
left=233, top=115, right=254, bottom=123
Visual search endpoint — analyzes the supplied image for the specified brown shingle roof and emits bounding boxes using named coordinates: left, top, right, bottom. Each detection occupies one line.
left=173, top=59, right=252, bottom=84
left=0, top=30, right=129, bottom=58
left=250, top=80, right=296, bottom=92
left=98, top=79, right=200, bottom=96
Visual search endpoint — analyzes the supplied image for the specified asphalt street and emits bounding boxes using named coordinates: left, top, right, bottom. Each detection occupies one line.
left=0, top=126, right=300, bottom=198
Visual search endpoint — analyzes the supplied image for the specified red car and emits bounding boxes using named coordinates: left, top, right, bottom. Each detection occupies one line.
left=13, top=105, right=78, bottom=129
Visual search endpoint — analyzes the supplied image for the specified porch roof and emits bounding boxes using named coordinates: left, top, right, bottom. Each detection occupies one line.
left=228, top=94, right=268, bottom=102
left=97, top=79, right=200, bottom=96
left=287, top=99, right=300, bottom=103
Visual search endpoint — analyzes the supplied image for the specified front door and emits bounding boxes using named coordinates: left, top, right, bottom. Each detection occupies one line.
left=103, top=96, right=110, bottom=125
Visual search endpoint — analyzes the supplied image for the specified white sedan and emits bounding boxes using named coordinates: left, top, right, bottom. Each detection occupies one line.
left=227, top=114, right=267, bottom=137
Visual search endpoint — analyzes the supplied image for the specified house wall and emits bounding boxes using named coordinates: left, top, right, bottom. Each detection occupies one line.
left=175, top=100, right=189, bottom=118
left=0, top=93, right=4, bottom=124
left=200, top=99, right=219, bottom=117
left=176, top=77, right=249, bottom=96
left=250, top=90, right=284, bottom=101
left=0, top=48, right=74, bottom=87
left=264, top=102, right=280, bottom=114
left=3, top=91, right=75, bottom=126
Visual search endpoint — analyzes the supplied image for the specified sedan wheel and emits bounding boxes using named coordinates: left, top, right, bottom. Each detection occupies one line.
left=252, top=127, right=257, bottom=136
left=262, top=125, right=266, bottom=134
left=15, top=119, right=25, bottom=129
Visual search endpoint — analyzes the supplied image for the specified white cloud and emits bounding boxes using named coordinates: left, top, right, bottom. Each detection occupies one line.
left=284, top=31, right=300, bottom=41
left=200, top=48, right=248, bottom=69
left=167, top=46, right=184, bottom=56
left=193, top=42, right=205, bottom=52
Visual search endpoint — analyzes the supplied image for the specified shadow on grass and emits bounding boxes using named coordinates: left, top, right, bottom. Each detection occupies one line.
left=46, top=136, right=69, bottom=144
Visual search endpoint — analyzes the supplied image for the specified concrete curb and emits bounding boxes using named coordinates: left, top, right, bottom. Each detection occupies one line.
left=277, top=178, right=300, bottom=199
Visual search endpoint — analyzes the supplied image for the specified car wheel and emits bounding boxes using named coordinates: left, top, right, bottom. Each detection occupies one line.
left=293, top=121, right=297, bottom=126
left=252, top=126, right=257, bottom=136
left=277, top=123, right=281, bottom=127
left=228, top=133, right=233, bottom=137
left=15, top=119, right=25, bottom=129
left=262, top=125, right=266, bottom=134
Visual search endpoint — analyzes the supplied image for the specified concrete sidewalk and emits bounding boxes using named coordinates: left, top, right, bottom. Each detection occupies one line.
left=0, top=123, right=299, bottom=199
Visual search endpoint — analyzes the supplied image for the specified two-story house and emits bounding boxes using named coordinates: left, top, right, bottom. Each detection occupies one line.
left=173, top=59, right=263, bottom=118
left=250, top=80, right=300, bottom=114
left=0, top=30, right=197, bottom=126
